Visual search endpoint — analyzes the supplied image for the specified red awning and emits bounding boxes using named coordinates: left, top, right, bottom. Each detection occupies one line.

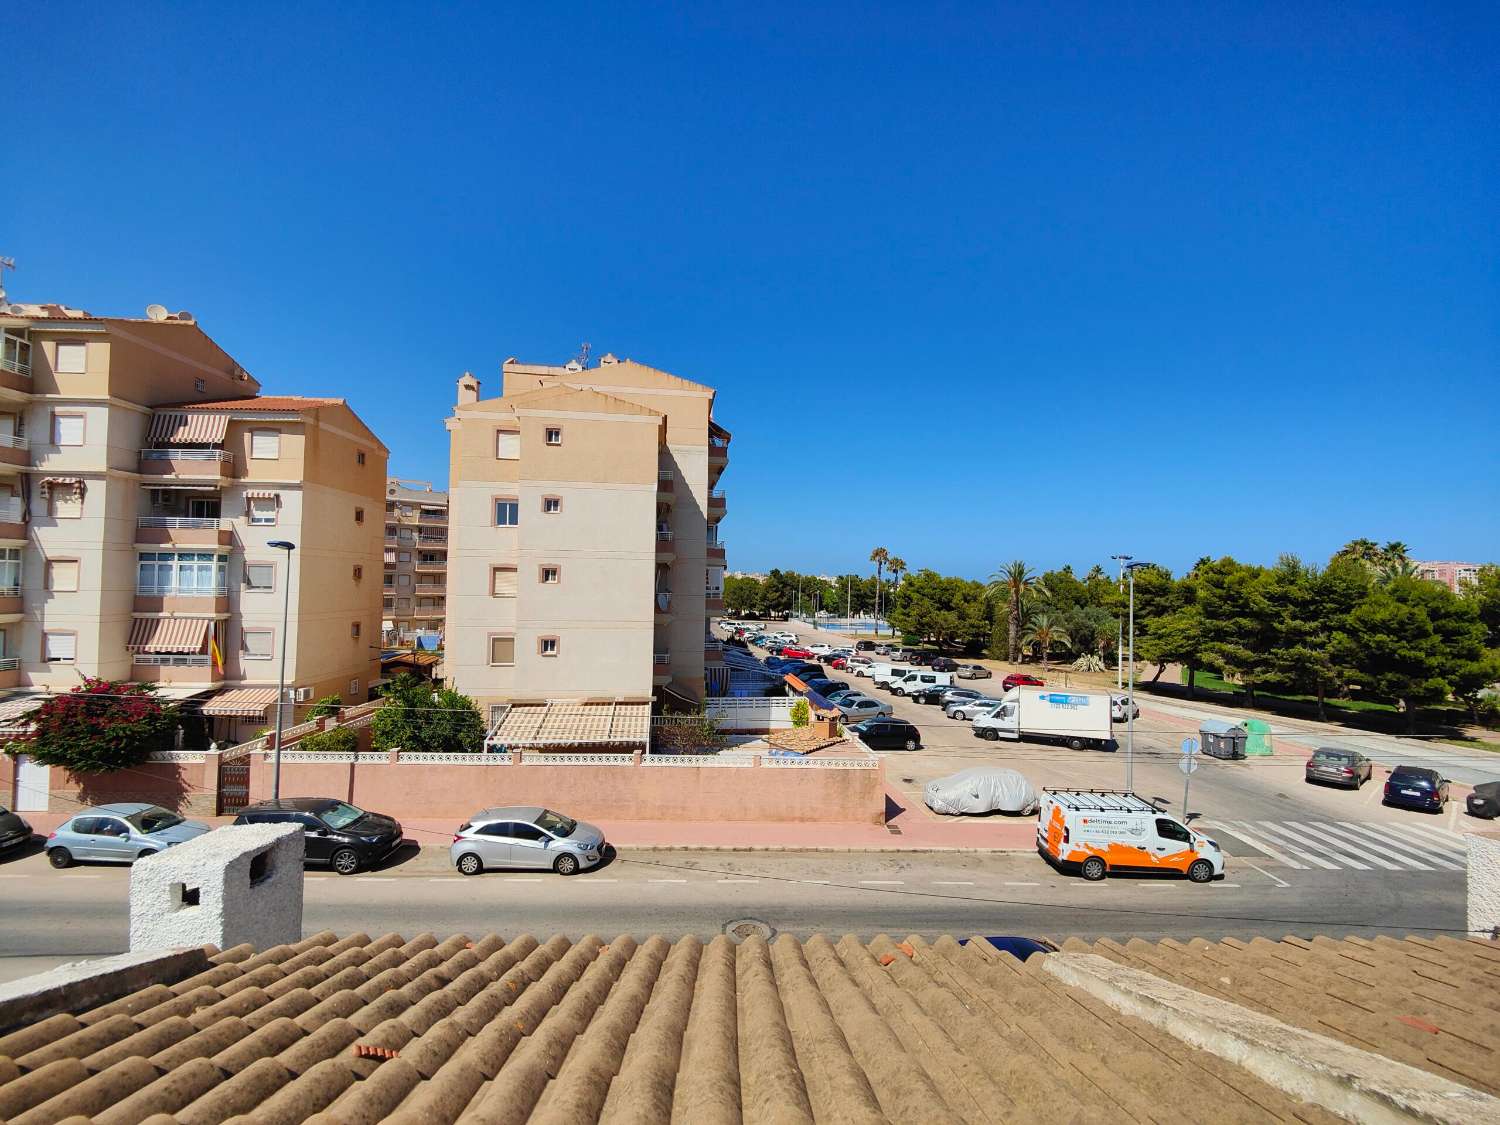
left=127, top=617, right=212, bottom=654
left=148, top=411, right=230, bottom=445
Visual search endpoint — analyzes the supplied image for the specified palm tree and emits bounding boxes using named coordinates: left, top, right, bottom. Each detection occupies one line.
left=869, top=546, right=889, bottom=635
left=985, top=560, right=1045, bottom=663
left=887, top=556, right=907, bottom=589
left=1334, top=538, right=1382, bottom=566
left=1376, top=556, right=1420, bottom=584
left=1022, top=614, right=1072, bottom=672
left=1381, top=541, right=1410, bottom=561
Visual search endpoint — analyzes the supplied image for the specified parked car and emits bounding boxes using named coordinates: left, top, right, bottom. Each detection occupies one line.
left=828, top=655, right=849, bottom=670
left=47, top=803, right=210, bottom=869
left=1002, top=673, right=1046, bottom=691
left=807, top=643, right=834, bottom=656
left=1304, top=748, right=1372, bottom=790
left=908, top=651, right=935, bottom=666
left=802, top=679, right=850, bottom=698
left=888, top=647, right=911, bottom=661
left=779, top=646, right=815, bottom=660
left=912, top=682, right=966, bottom=704
left=234, top=797, right=406, bottom=874
left=935, top=686, right=984, bottom=706
left=948, top=698, right=1002, bottom=721
left=770, top=632, right=798, bottom=645
left=450, top=806, right=606, bottom=876
left=890, top=670, right=954, bottom=696
left=0, top=805, right=34, bottom=855
left=855, top=640, right=877, bottom=652
left=837, top=697, right=893, bottom=720
left=929, top=656, right=959, bottom=673
left=1383, top=766, right=1449, bottom=813
left=874, top=645, right=891, bottom=656
left=956, top=663, right=993, bottom=680
left=850, top=717, right=922, bottom=751
left=826, top=689, right=868, bottom=705
left=1110, top=694, right=1141, bottom=722
left=1467, top=782, right=1500, bottom=819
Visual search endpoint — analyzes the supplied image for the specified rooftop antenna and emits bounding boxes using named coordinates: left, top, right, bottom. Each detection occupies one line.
left=0, top=256, right=15, bottom=308
left=575, top=342, right=591, bottom=368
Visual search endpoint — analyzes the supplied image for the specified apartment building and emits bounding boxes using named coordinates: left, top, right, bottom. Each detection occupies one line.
left=445, top=354, right=730, bottom=736
left=0, top=299, right=387, bottom=742
left=1416, top=560, right=1484, bottom=593
left=383, top=477, right=448, bottom=643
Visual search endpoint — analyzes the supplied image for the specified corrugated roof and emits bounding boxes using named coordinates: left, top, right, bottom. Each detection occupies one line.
left=3, top=931, right=1488, bottom=1123
left=487, top=700, right=651, bottom=748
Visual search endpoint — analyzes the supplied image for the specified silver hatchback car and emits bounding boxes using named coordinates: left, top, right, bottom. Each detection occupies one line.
left=47, top=803, right=210, bottom=868
left=450, top=806, right=607, bottom=876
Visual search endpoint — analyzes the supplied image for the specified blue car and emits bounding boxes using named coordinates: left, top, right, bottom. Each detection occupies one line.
left=47, top=803, right=211, bottom=868
left=1382, top=765, right=1449, bottom=813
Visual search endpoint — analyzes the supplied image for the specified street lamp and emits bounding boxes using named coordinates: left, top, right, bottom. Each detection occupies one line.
left=1110, top=554, right=1132, bottom=692
left=268, top=540, right=296, bottom=801
left=1123, top=560, right=1151, bottom=792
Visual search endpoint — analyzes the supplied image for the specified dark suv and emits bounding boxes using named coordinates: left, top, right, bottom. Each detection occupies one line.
left=929, top=656, right=959, bottom=673
left=234, top=797, right=406, bottom=874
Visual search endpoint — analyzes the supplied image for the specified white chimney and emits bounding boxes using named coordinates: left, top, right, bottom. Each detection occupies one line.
left=457, top=371, right=480, bottom=405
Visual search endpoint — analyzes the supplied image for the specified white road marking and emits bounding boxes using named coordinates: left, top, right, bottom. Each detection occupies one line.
left=1388, top=820, right=1468, bottom=850
left=1217, top=883, right=1241, bottom=888
left=0, top=874, right=30, bottom=879
left=1354, top=823, right=1467, bottom=869
left=1283, top=821, right=1395, bottom=870
left=577, top=878, right=617, bottom=883
left=1448, top=803, right=1460, bottom=834
left=60, top=874, right=102, bottom=880
left=1239, top=858, right=1290, bottom=887
left=1325, top=822, right=1444, bottom=871
left=799, top=879, right=831, bottom=885
left=717, top=878, right=760, bottom=884
left=1215, top=822, right=1309, bottom=870
left=427, top=877, right=464, bottom=882
left=1249, top=822, right=1345, bottom=870
left=932, top=880, right=974, bottom=886
left=507, top=878, right=544, bottom=883
left=355, top=876, right=396, bottom=882
left=859, top=880, right=904, bottom=885
left=648, top=878, right=687, bottom=884
left=1003, top=881, right=1041, bottom=886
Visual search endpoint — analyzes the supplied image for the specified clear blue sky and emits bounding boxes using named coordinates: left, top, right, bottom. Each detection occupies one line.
left=8, top=3, right=1497, bottom=580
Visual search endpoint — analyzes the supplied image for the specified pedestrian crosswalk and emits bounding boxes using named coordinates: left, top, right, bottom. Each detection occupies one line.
left=1206, top=819, right=1467, bottom=873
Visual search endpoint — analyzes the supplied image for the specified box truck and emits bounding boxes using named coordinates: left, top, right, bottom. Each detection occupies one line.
left=971, top=687, right=1113, bottom=750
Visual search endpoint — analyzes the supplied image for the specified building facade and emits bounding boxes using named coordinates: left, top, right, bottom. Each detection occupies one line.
left=1415, top=560, right=1484, bottom=593
left=0, top=301, right=387, bottom=742
left=383, top=478, right=448, bottom=644
left=445, top=355, right=729, bottom=726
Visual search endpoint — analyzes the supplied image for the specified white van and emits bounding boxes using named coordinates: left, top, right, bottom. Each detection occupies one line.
left=1037, top=789, right=1224, bottom=883
left=870, top=664, right=917, bottom=689
left=889, top=670, right=954, bottom=696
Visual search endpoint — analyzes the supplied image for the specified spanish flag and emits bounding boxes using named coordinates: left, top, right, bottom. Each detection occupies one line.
left=210, top=633, right=225, bottom=675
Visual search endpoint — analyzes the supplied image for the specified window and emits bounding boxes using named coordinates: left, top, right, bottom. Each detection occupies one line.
left=488, top=635, right=516, bottom=666
left=356, top=450, right=366, bottom=466
left=250, top=429, right=281, bottom=459
left=495, top=430, right=520, bottom=460
left=354, top=507, right=365, bottom=524
left=352, top=565, right=363, bottom=581
left=0, top=548, right=22, bottom=592
left=137, top=551, right=228, bottom=594
left=539, top=565, right=560, bottom=585
left=1155, top=819, right=1192, bottom=843
left=538, top=636, right=559, bottom=657
left=397, top=598, right=410, bottom=610
left=248, top=496, right=278, bottom=526
left=494, top=498, right=519, bottom=526
left=397, top=574, right=411, bottom=587
left=349, top=678, right=361, bottom=695
left=54, top=342, right=87, bottom=374
left=51, top=413, right=85, bottom=446
left=383, top=574, right=394, bottom=588
left=44, top=631, right=76, bottom=663
left=542, top=496, right=561, bottom=514
left=511, top=823, right=546, bottom=841
left=49, top=490, right=82, bottom=519
left=545, top=426, right=562, bottom=445
left=43, top=558, right=76, bottom=592
left=242, top=629, right=273, bottom=660
left=351, top=622, right=361, bottom=640
left=490, top=566, right=518, bottom=597
left=194, top=377, right=206, bottom=393
left=244, top=563, right=275, bottom=591
left=399, top=551, right=411, bottom=562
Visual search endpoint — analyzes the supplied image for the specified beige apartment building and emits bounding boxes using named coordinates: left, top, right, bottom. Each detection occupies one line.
left=445, top=354, right=729, bottom=735
left=0, top=299, right=386, bottom=744
left=383, top=478, right=448, bottom=643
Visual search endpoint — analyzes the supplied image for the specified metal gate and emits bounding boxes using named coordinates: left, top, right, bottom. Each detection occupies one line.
left=217, top=756, right=250, bottom=814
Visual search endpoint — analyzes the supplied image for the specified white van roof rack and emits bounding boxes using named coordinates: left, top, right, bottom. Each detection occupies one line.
left=1043, top=788, right=1162, bottom=813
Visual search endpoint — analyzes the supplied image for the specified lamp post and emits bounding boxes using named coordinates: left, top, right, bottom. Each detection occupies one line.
left=1110, top=554, right=1132, bottom=691
left=268, top=540, right=296, bottom=801
left=1123, top=560, right=1150, bottom=792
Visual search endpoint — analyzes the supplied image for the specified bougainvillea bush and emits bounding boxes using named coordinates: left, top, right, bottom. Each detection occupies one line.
left=8, top=678, right=179, bottom=773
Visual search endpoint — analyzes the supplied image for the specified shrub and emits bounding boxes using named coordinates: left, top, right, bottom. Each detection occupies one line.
left=652, top=710, right=727, bottom=754
left=295, top=726, right=358, bottom=754
left=372, top=673, right=486, bottom=753
left=1071, top=654, right=1106, bottom=672
left=306, top=694, right=343, bottom=721
left=790, top=699, right=811, bottom=728
left=8, top=678, right=178, bottom=773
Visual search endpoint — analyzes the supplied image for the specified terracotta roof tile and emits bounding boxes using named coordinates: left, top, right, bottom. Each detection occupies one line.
left=154, top=395, right=344, bottom=413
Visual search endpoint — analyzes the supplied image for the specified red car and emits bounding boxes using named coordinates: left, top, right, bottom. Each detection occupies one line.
left=1002, top=673, right=1046, bottom=691
left=779, top=646, right=814, bottom=660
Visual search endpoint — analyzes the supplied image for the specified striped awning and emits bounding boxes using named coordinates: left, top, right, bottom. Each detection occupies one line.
left=127, top=617, right=212, bottom=654
left=38, top=477, right=84, bottom=500
left=0, top=696, right=44, bottom=726
left=148, top=411, right=230, bottom=445
left=203, top=686, right=279, bottom=718
left=244, top=490, right=280, bottom=513
left=487, top=700, right=651, bottom=749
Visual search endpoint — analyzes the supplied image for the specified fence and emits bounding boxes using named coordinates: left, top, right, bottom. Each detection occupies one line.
left=705, top=697, right=797, bottom=731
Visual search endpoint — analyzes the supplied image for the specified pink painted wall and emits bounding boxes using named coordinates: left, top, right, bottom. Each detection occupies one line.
left=246, top=754, right=886, bottom=825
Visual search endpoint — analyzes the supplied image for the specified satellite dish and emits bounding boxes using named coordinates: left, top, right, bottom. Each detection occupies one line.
left=145, top=304, right=169, bottom=321
left=174, top=310, right=195, bottom=323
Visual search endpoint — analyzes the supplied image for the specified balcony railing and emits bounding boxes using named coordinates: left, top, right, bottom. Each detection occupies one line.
left=0, top=656, right=18, bottom=671
left=0, top=499, right=22, bottom=523
left=137, top=584, right=229, bottom=597
left=417, top=533, right=447, bottom=544
left=0, top=433, right=27, bottom=451
left=653, top=651, right=671, bottom=665
left=710, top=434, right=730, bottom=448
left=0, top=584, right=19, bottom=597
left=708, top=540, right=726, bottom=551
left=657, top=529, right=673, bottom=541
left=658, top=469, right=674, bottom=481
left=705, top=641, right=724, bottom=653
left=132, top=653, right=213, bottom=667
left=140, top=449, right=234, bottom=463
left=137, top=516, right=227, bottom=530
left=0, top=356, right=29, bottom=378
left=709, top=490, right=726, bottom=500
left=418, top=511, right=446, bottom=521
left=656, top=592, right=672, bottom=611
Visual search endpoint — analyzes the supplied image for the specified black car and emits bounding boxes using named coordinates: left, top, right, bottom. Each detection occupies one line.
left=851, top=717, right=922, bottom=751
left=780, top=663, right=824, bottom=682
left=855, top=640, right=877, bottom=652
left=233, top=797, right=406, bottom=874
left=802, top=679, right=850, bottom=699
left=0, top=805, right=33, bottom=854
left=929, top=656, right=959, bottom=673
left=1382, top=766, right=1449, bottom=813
left=911, top=682, right=960, bottom=704
left=1468, top=782, right=1500, bottom=819
left=908, top=652, right=935, bottom=666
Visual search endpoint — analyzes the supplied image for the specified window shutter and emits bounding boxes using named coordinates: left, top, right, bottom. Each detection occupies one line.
left=45, top=632, right=76, bottom=661
left=251, top=429, right=281, bottom=458
left=495, top=430, right=520, bottom=460
left=55, top=342, right=87, bottom=374
left=490, top=636, right=516, bottom=664
left=491, top=566, right=518, bottom=597
left=53, top=415, right=85, bottom=445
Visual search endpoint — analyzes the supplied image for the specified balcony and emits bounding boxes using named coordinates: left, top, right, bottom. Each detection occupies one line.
left=134, top=583, right=230, bottom=615
left=131, top=652, right=222, bottom=685
left=0, top=582, right=20, bottom=617
left=655, top=528, right=675, bottom=563
left=704, top=640, right=724, bottom=662
left=0, top=432, right=27, bottom=470
left=654, top=591, right=672, bottom=623
left=707, top=540, right=726, bottom=562
left=705, top=594, right=725, bottom=613
left=417, top=532, right=447, bottom=545
left=657, top=471, right=675, bottom=505
left=0, top=655, right=17, bottom=688
left=708, top=490, right=726, bottom=517
left=136, top=516, right=233, bottom=548
left=0, top=497, right=23, bottom=540
left=653, top=651, right=672, bottom=685
left=139, top=448, right=235, bottom=480
left=414, top=560, right=447, bottom=573
left=0, top=333, right=31, bottom=396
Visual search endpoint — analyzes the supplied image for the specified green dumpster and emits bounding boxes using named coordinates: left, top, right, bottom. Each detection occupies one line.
left=1243, top=718, right=1273, bottom=756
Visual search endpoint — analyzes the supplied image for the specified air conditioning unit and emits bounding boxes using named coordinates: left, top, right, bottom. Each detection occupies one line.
left=293, top=687, right=313, bottom=702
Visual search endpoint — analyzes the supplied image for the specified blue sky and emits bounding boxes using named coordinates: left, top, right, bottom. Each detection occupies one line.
left=7, top=3, right=1496, bottom=580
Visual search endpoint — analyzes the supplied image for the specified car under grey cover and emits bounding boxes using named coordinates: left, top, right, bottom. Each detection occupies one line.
left=924, top=767, right=1039, bottom=816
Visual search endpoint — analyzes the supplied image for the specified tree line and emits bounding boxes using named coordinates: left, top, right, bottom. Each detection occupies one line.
left=732, top=540, right=1500, bottom=730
